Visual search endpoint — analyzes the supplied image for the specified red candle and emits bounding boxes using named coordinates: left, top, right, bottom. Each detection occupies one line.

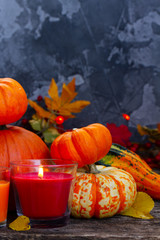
left=12, top=172, right=73, bottom=219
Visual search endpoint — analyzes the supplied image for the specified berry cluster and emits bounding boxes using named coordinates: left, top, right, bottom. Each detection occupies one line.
left=127, top=141, right=160, bottom=169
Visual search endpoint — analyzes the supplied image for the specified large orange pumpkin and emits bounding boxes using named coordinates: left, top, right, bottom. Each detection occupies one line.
left=0, top=125, right=51, bottom=167
left=0, top=125, right=51, bottom=211
left=50, top=123, right=112, bottom=168
left=71, top=165, right=137, bottom=218
left=0, top=78, right=28, bottom=125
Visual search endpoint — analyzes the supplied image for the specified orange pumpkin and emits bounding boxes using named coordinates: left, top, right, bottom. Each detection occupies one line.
left=0, top=78, right=28, bottom=125
left=0, top=125, right=51, bottom=167
left=50, top=123, right=112, bottom=168
left=71, top=165, right=137, bottom=218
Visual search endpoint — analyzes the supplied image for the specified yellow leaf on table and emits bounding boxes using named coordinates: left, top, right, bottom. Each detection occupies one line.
left=9, top=216, right=30, bottom=231
left=121, top=192, right=154, bottom=219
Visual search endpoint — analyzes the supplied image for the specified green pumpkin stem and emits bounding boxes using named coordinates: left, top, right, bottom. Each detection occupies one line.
left=87, top=164, right=101, bottom=174
left=0, top=125, right=7, bottom=130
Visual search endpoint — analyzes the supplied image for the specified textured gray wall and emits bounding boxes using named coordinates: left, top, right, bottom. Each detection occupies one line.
left=0, top=0, right=160, bottom=132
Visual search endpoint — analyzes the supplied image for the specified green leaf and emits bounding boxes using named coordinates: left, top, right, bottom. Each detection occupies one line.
left=29, top=119, right=42, bottom=131
left=43, top=127, right=60, bottom=143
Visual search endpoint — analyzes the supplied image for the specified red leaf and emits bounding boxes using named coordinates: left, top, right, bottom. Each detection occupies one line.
left=106, top=123, right=132, bottom=147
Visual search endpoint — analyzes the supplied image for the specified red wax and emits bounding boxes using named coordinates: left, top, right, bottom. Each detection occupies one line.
left=12, top=172, right=73, bottom=219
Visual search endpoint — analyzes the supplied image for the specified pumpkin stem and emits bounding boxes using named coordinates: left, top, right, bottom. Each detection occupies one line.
left=87, top=164, right=101, bottom=174
left=0, top=125, right=7, bottom=130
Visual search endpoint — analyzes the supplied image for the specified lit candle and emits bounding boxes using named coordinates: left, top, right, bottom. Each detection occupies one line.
left=0, top=180, right=10, bottom=222
left=12, top=168, right=73, bottom=219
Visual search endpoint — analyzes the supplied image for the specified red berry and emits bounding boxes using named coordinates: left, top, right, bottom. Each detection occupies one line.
left=21, top=119, right=28, bottom=125
left=129, top=146, right=137, bottom=152
left=155, top=153, right=160, bottom=162
left=155, top=140, right=160, bottom=147
left=55, top=116, right=64, bottom=125
left=145, top=142, right=152, bottom=148
left=145, top=158, right=153, bottom=164
left=37, top=95, right=43, bottom=101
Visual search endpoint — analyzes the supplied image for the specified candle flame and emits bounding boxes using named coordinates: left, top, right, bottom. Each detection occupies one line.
left=38, top=166, right=43, bottom=178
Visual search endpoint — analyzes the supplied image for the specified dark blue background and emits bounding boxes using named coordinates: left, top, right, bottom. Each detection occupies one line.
left=0, top=0, right=160, bottom=136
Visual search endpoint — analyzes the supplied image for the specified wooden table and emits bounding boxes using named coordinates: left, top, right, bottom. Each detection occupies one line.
left=0, top=200, right=160, bottom=240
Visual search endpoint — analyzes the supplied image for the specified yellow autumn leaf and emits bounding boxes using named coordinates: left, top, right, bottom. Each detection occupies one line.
left=9, top=216, right=30, bottom=231
left=121, top=192, right=154, bottom=219
left=137, top=124, right=160, bottom=142
left=62, top=100, right=91, bottom=113
left=61, top=83, right=77, bottom=105
left=28, top=99, right=56, bottom=123
left=60, top=78, right=77, bottom=105
left=29, top=77, right=91, bottom=125
left=48, top=78, right=60, bottom=105
left=44, top=97, right=60, bottom=111
left=137, top=124, right=148, bottom=136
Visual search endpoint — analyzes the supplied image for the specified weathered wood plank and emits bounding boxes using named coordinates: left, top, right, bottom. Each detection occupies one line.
left=0, top=200, right=160, bottom=240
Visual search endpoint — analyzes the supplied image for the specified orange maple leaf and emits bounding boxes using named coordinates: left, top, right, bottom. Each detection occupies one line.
left=28, top=77, right=91, bottom=123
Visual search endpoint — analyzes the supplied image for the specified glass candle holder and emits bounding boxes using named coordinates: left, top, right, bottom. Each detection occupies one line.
left=0, top=166, right=10, bottom=228
left=11, top=159, right=77, bottom=228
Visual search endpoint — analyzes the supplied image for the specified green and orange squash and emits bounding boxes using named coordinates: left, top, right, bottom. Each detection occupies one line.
left=98, top=144, right=160, bottom=200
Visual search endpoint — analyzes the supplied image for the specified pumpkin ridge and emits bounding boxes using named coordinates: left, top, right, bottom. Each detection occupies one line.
left=82, top=128, right=98, bottom=160
left=1, top=131, right=10, bottom=167
left=14, top=128, right=36, bottom=159
left=0, top=87, right=7, bottom=119
left=106, top=174, right=125, bottom=214
left=95, top=174, right=120, bottom=218
left=56, top=132, right=84, bottom=167
left=100, top=168, right=137, bottom=214
left=79, top=174, right=96, bottom=218
left=15, top=127, right=50, bottom=159
left=3, top=127, right=21, bottom=165
left=71, top=129, right=98, bottom=165
left=83, top=124, right=112, bottom=161
left=72, top=174, right=86, bottom=217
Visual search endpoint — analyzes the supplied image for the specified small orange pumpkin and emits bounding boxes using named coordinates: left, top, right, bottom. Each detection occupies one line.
left=0, top=78, right=28, bottom=125
left=71, top=165, right=137, bottom=218
left=50, top=123, right=112, bottom=168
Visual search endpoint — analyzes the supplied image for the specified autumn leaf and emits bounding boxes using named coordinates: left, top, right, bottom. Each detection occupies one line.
left=48, top=78, right=60, bottom=105
left=28, top=99, right=56, bottom=123
left=106, top=123, right=132, bottom=147
left=43, top=127, right=60, bottom=143
left=121, top=192, right=154, bottom=219
left=9, top=216, right=30, bottom=231
left=28, top=77, right=91, bottom=143
left=60, top=78, right=77, bottom=105
left=29, top=77, right=90, bottom=122
left=137, top=124, right=160, bottom=142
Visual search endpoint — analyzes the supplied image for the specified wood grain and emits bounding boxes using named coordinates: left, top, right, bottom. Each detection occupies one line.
left=0, top=200, right=160, bottom=240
